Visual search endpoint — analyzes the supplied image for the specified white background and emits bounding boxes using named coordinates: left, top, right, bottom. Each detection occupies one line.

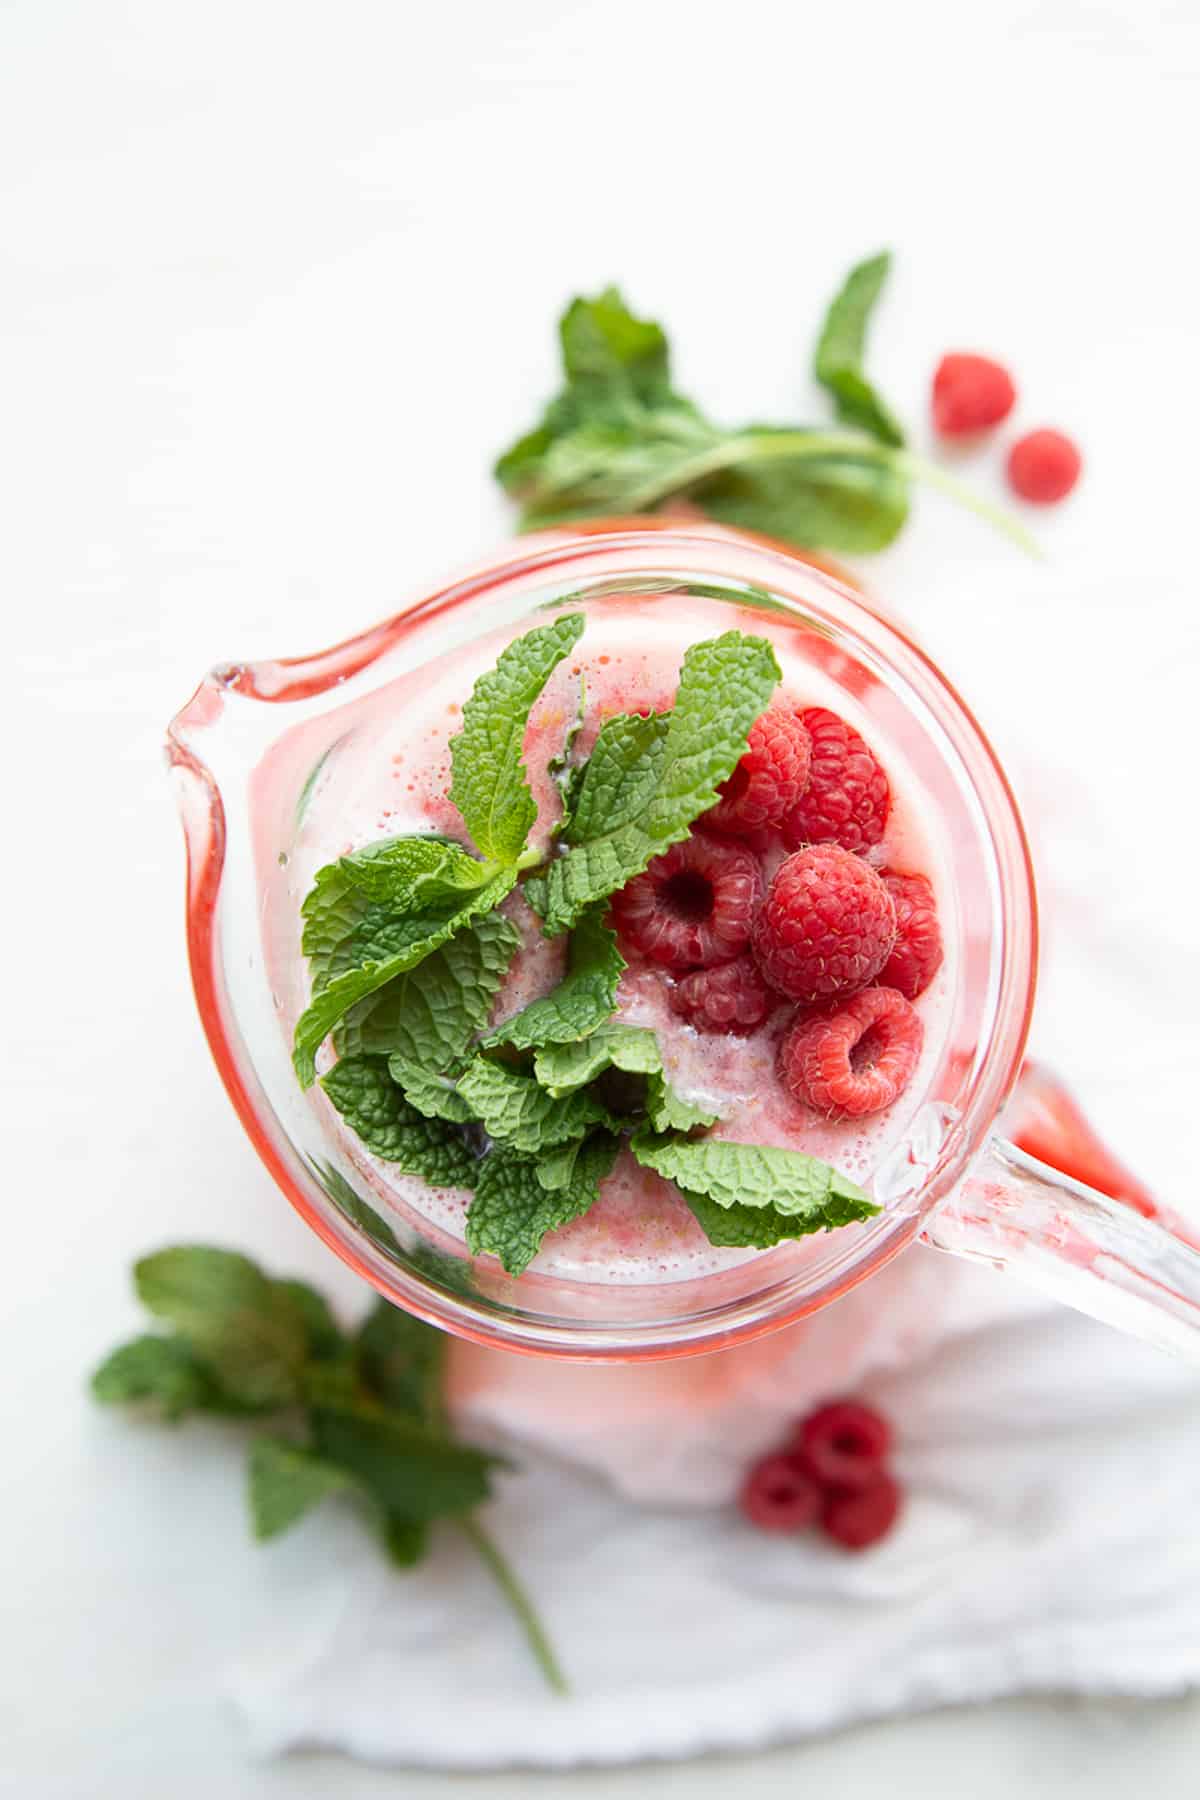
left=3, top=1, right=1199, bottom=1794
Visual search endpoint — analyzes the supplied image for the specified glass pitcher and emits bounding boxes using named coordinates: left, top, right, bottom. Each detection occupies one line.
left=168, top=522, right=1200, bottom=1360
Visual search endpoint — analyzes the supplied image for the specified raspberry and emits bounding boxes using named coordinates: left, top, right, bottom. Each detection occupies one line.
left=796, top=1400, right=892, bottom=1492
left=931, top=352, right=1016, bottom=437
left=703, top=708, right=812, bottom=838
left=781, top=708, right=890, bottom=854
left=669, top=955, right=779, bottom=1034
left=753, top=846, right=896, bottom=1004
left=739, top=1452, right=822, bottom=1534
left=611, top=835, right=762, bottom=971
left=821, top=1472, right=902, bottom=1550
left=779, top=985, right=922, bottom=1118
left=878, top=871, right=944, bottom=1000
left=1007, top=428, right=1082, bottom=503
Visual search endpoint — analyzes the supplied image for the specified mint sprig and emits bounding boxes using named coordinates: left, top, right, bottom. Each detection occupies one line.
left=92, top=1246, right=567, bottom=1694
left=494, top=270, right=1039, bottom=558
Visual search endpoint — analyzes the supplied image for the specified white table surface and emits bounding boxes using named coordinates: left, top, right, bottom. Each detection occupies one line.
left=4, top=1, right=1199, bottom=1793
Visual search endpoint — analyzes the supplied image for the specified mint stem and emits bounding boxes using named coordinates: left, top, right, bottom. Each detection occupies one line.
left=458, top=1513, right=569, bottom=1695
left=622, top=428, right=1041, bottom=559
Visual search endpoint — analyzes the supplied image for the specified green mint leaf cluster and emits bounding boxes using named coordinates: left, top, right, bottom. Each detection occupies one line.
left=91, top=1245, right=567, bottom=1691
left=293, top=615, right=882, bottom=1280
left=494, top=262, right=1038, bottom=558
left=535, top=632, right=780, bottom=935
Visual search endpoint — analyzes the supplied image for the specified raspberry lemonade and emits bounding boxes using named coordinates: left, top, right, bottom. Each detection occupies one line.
left=255, top=588, right=958, bottom=1288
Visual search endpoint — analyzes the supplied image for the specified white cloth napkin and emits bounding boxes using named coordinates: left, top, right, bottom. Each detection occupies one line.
left=230, top=551, right=1200, bottom=1767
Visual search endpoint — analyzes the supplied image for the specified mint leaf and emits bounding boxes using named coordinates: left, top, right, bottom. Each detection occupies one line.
left=482, top=905, right=624, bottom=1052
left=271, top=1280, right=346, bottom=1360
left=538, top=632, right=780, bottom=934
left=457, top=1057, right=616, bottom=1152
left=697, top=441, right=909, bottom=554
left=354, top=1300, right=446, bottom=1424
left=630, top=1132, right=878, bottom=1245
left=564, top=711, right=671, bottom=845
left=813, top=250, right=903, bottom=449
left=532, top=1019, right=661, bottom=1096
left=321, top=1057, right=477, bottom=1188
left=558, top=287, right=671, bottom=390
left=309, top=1403, right=496, bottom=1523
left=248, top=1438, right=359, bottom=1541
left=337, top=910, right=520, bottom=1067
left=133, top=1249, right=313, bottom=1409
left=449, top=612, right=585, bottom=865
left=293, top=875, right=516, bottom=1086
left=90, top=1334, right=222, bottom=1421
left=388, top=1059, right=477, bottom=1124
left=495, top=287, right=682, bottom=506
left=465, top=1135, right=620, bottom=1275
left=646, top=1073, right=718, bottom=1134
left=335, top=835, right=494, bottom=906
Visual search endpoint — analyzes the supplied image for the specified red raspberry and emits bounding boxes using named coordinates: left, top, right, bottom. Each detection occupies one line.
left=821, top=1471, right=902, bottom=1550
left=669, top=955, right=779, bottom=1034
left=753, top=846, right=896, bottom=1005
left=931, top=352, right=1016, bottom=437
left=1007, top=428, right=1082, bottom=503
left=796, top=1400, right=892, bottom=1492
left=703, top=708, right=812, bottom=838
left=779, top=985, right=923, bottom=1118
left=781, top=708, right=890, bottom=854
left=878, top=871, right=944, bottom=1000
left=739, top=1452, right=822, bottom=1534
left=611, top=836, right=762, bottom=971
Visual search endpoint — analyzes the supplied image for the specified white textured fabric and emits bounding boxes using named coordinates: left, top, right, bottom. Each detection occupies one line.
left=230, top=552, right=1200, bottom=1769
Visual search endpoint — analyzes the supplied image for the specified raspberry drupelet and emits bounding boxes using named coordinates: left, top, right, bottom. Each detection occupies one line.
left=611, top=835, right=762, bottom=971
left=781, top=708, right=890, bottom=854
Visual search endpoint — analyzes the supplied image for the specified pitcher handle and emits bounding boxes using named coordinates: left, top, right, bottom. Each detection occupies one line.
left=921, top=1135, right=1200, bottom=1359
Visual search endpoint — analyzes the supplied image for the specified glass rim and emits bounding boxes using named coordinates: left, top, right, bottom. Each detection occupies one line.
left=168, top=520, right=1039, bottom=1360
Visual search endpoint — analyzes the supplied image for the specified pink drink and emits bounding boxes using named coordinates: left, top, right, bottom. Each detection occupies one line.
left=253, top=589, right=959, bottom=1288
